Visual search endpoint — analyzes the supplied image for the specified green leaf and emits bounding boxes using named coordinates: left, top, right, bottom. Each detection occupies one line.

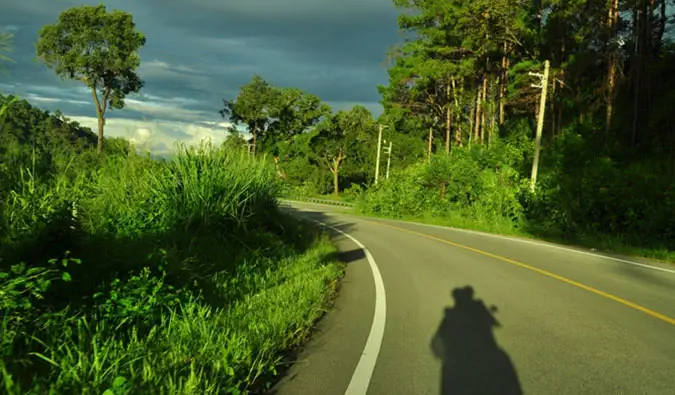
left=112, top=376, right=127, bottom=388
left=10, top=263, right=25, bottom=275
left=61, top=272, right=72, bottom=282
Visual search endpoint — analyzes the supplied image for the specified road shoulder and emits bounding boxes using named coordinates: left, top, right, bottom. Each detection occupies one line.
left=269, top=222, right=376, bottom=395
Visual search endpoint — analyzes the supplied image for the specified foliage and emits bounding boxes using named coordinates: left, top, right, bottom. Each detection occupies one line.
left=0, top=32, right=14, bottom=71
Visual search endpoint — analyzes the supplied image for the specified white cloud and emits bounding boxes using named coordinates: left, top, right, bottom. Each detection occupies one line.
left=124, top=98, right=203, bottom=120
left=138, top=59, right=205, bottom=82
left=70, top=115, right=233, bottom=155
left=25, top=93, right=89, bottom=106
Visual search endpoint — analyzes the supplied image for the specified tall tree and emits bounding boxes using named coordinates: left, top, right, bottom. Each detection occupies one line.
left=36, top=5, right=145, bottom=154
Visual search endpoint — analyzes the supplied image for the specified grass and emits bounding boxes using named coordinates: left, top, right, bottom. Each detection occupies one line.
left=0, top=142, right=343, bottom=394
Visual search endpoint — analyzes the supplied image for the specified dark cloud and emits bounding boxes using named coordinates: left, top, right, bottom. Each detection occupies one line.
left=0, top=0, right=401, bottom=149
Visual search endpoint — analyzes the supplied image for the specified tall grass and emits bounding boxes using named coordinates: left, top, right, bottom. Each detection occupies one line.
left=0, top=141, right=342, bottom=394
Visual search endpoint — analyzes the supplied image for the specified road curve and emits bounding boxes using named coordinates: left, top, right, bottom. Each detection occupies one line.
left=270, top=202, right=675, bottom=395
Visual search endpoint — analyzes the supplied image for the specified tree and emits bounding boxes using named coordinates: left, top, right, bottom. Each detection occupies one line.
left=220, top=75, right=277, bottom=155
left=36, top=4, right=145, bottom=154
left=311, top=106, right=375, bottom=196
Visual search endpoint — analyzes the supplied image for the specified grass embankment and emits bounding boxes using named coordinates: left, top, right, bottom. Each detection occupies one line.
left=0, top=143, right=342, bottom=394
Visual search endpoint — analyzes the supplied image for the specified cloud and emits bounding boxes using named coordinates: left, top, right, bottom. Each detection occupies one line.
left=69, top=115, right=234, bottom=156
left=0, top=0, right=401, bottom=152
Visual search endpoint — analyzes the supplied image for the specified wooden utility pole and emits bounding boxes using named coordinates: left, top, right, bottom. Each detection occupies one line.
left=375, top=124, right=387, bottom=184
left=529, top=60, right=550, bottom=192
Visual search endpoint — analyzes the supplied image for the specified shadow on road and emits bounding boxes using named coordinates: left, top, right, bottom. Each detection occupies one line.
left=282, top=206, right=366, bottom=264
left=431, top=286, right=522, bottom=395
left=279, top=203, right=358, bottom=235
left=330, top=248, right=366, bottom=263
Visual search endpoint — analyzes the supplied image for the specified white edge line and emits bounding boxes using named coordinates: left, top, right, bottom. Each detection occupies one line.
left=280, top=200, right=675, bottom=275
left=312, top=219, right=387, bottom=395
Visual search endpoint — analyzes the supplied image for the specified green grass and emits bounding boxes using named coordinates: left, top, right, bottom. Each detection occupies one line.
left=0, top=142, right=343, bottom=394
left=1, top=238, right=341, bottom=395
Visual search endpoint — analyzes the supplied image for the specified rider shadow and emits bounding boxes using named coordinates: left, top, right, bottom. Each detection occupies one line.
left=431, top=286, right=523, bottom=395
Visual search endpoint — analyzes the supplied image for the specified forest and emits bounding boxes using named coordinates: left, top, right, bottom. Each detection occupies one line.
left=1, top=0, right=675, bottom=393
left=223, top=0, right=675, bottom=259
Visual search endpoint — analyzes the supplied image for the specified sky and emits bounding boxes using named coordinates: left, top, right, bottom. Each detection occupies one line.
left=0, top=0, right=402, bottom=155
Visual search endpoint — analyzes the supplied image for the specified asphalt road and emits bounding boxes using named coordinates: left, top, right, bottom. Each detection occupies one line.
left=270, top=202, right=675, bottom=395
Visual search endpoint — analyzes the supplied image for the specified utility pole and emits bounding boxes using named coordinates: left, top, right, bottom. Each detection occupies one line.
left=375, top=124, right=388, bottom=184
left=383, top=140, right=393, bottom=179
left=528, top=60, right=549, bottom=192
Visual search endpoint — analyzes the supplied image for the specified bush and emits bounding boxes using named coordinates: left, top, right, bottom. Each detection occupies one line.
left=361, top=140, right=525, bottom=233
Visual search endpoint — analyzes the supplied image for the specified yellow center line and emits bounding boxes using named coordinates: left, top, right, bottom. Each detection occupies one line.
left=364, top=219, right=675, bottom=326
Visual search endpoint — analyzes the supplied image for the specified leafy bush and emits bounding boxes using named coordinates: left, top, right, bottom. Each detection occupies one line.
left=361, top=139, right=525, bottom=233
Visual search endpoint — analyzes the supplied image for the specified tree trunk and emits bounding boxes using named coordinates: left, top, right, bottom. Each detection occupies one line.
left=499, top=42, right=509, bottom=126
left=550, top=79, right=556, bottom=138
left=428, top=126, right=433, bottom=162
left=644, top=0, right=654, bottom=143
left=556, top=40, right=566, bottom=136
left=445, top=84, right=451, bottom=152
left=631, top=6, right=641, bottom=146
left=97, top=116, right=104, bottom=155
left=332, top=151, right=344, bottom=196
left=273, top=156, right=286, bottom=179
left=605, top=0, right=619, bottom=141
left=445, top=110, right=451, bottom=152
left=489, top=77, right=496, bottom=143
left=474, top=81, right=481, bottom=143
left=333, top=166, right=339, bottom=196
left=481, top=76, right=488, bottom=144
left=90, top=86, right=109, bottom=155
left=452, top=78, right=462, bottom=146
